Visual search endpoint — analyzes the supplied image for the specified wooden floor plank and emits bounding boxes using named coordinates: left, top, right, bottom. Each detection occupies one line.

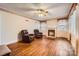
left=8, top=37, right=74, bottom=56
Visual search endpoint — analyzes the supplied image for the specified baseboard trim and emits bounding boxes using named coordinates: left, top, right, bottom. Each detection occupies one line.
left=5, top=40, right=18, bottom=45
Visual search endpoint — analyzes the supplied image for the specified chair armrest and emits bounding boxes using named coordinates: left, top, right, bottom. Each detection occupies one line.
left=39, top=32, right=42, bottom=34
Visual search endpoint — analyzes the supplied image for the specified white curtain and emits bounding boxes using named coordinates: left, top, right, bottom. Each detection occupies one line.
left=40, top=22, right=47, bottom=35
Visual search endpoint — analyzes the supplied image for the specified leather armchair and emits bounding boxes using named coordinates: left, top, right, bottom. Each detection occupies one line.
left=34, top=29, right=43, bottom=38
left=21, top=30, right=33, bottom=43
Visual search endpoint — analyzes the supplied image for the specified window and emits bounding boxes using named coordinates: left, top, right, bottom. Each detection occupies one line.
left=57, top=20, right=68, bottom=31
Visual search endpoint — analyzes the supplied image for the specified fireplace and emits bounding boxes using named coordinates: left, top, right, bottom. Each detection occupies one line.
left=48, top=30, right=55, bottom=36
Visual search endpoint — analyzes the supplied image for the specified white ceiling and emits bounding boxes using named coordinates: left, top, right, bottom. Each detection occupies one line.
left=0, top=3, right=72, bottom=21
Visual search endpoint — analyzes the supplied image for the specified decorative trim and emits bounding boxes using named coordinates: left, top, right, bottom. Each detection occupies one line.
left=5, top=40, right=18, bottom=45
left=0, top=4, right=76, bottom=21
left=0, top=4, right=73, bottom=21
left=67, top=3, right=77, bottom=18
left=0, top=8, right=39, bottom=21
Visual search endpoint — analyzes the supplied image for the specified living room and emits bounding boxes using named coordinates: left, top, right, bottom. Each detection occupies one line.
left=0, top=3, right=79, bottom=56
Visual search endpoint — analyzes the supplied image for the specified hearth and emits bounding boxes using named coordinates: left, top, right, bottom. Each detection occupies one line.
left=48, top=30, right=55, bottom=36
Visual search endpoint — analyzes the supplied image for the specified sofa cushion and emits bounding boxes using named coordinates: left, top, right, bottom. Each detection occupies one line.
left=0, top=45, right=11, bottom=56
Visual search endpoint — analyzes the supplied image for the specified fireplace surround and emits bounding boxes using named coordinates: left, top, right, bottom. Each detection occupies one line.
left=48, top=30, right=55, bottom=37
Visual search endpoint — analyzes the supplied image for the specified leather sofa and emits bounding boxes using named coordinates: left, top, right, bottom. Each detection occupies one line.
left=0, top=45, right=11, bottom=56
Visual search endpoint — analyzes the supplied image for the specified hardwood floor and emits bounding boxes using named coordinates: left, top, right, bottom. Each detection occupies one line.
left=8, top=37, right=74, bottom=56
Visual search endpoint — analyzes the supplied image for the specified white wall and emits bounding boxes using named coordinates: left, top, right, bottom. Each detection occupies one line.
left=40, top=22, right=47, bottom=35
left=44, top=19, right=69, bottom=37
left=76, top=5, right=79, bottom=37
left=47, top=20, right=57, bottom=30
left=46, top=20, right=57, bottom=36
left=0, top=14, right=2, bottom=45
left=76, top=4, right=79, bottom=55
left=39, top=19, right=68, bottom=36
left=0, top=10, right=40, bottom=45
left=68, top=10, right=77, bottom=51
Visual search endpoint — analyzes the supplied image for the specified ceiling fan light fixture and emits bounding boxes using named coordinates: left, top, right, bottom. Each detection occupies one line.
left=36, top=9, right=48, bottom=17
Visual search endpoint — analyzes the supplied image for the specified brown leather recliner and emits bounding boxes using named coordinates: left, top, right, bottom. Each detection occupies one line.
left=34, top=29, right=43, bottom=39
left=20, top=30, right=33, bottom=43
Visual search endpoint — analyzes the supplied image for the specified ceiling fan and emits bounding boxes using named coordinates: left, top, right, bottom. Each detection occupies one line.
left=36, top=9, right=48, bottom=17
left=15, top=3, right=72, bottom=17
left=16, top=7, right=48, bottom=17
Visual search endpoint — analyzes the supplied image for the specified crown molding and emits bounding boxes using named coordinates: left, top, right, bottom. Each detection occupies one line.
left=67, top=3, right=77, bottom=19
left=0, top=8, right=39, bottom=22
left=0, top=3, right=75, bottom=22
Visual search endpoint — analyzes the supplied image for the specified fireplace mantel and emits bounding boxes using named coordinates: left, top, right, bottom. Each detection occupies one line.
left=47, top=29, right=55, bottom=39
